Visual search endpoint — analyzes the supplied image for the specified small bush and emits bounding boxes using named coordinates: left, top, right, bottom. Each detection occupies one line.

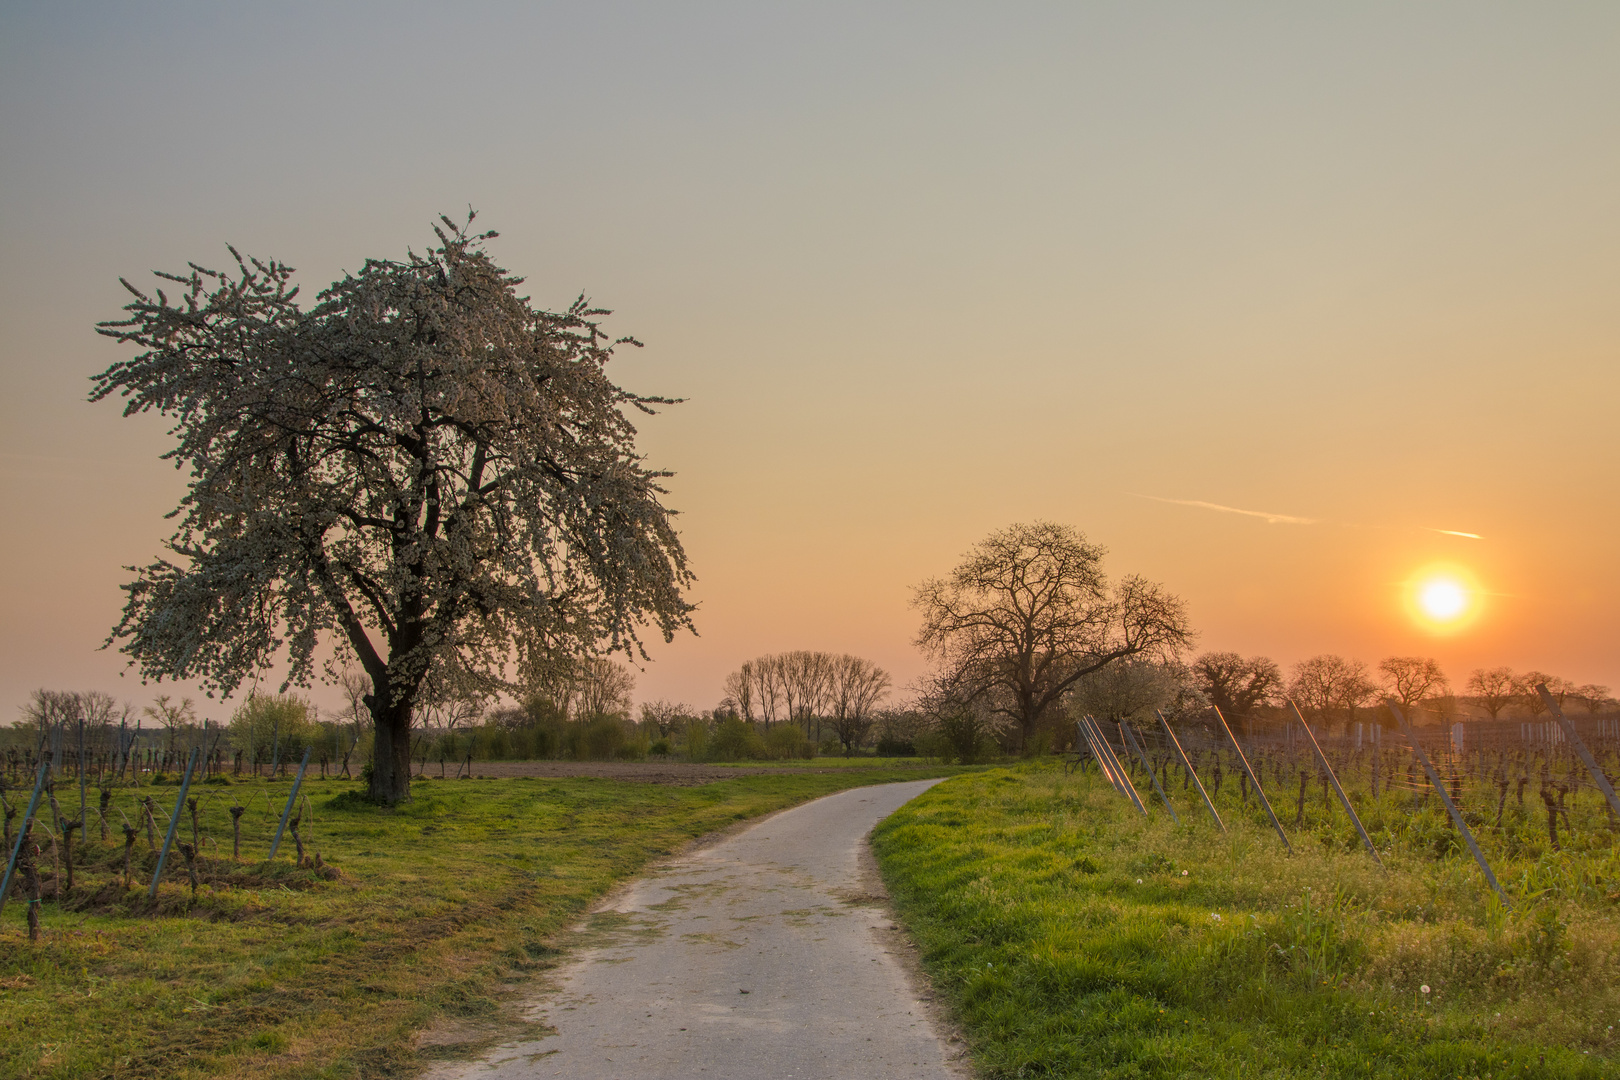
left=876, top=735, right=916, bottom=756
left=581, top=715, right=628, bottom=760
left=683, top=719, right=709, bottom=761
left=765, top=724, right=808, bottom=761
left=709, top=718, right=766, bottom=761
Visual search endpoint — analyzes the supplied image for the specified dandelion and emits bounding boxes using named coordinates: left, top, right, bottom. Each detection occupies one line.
left=1136, top=878, right=1144, bottom=884
left=1211, top=913, right=1221, bottom=921
left=1181, top=870, right=1188, bottom=876
left=1421, top=985, right=1431, bottom=995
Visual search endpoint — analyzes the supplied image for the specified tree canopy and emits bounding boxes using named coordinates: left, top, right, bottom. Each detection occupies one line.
left=1287, top=654, right=1375, bottom=732
left=912, top=521, right=1193, bottom=749
left=1191, top=652, right=1282, bottom=718
left=92, top=214, right=695, bottom=802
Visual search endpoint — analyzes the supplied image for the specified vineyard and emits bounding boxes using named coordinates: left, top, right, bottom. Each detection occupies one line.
left=1078, top=695, right=1620, bottom=911
left=872, top=695, right=1620, bottom=1078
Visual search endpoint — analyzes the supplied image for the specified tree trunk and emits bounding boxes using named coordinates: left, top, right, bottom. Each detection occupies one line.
left=368, top=696, right=413, bottom=805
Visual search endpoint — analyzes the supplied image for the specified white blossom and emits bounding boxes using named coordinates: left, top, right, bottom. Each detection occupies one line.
left=92, top=214, right=694, bottom=801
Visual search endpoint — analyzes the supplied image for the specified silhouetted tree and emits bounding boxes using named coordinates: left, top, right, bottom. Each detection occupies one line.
left=1191, top=652, right=1281, bottom=718
left=912, top=521, right=1192, bottom=750
left=1288, top=654, right=1374, bottom=734
left=1377, top=656, right=1448, bottom=711
left=1466, top=667, right=1517, bottom=720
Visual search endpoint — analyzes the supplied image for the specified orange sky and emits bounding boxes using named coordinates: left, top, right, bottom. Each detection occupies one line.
left=2, top=4, right=1616, bottom=723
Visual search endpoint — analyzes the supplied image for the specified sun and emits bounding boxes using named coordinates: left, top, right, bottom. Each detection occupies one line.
left=1418, top=578, right=1467, bottom=621
left=1403, top=564, right=1482, bottom=633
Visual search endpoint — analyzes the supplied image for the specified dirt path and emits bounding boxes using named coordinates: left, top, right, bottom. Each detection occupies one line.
left=426, top=778, right=968, bottom=1080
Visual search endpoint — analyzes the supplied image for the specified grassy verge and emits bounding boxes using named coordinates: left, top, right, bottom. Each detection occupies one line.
left=1, top=767, right=961, bottom=1079
left=873, top=763, right=1620, bottom=1079
left=708, top=755, right=946, bottom=769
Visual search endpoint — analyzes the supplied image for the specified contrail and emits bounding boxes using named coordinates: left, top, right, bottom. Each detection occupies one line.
left=1427, top=528, right=1483, bottom=540
left=1130, top=494, right=1319, bottom=526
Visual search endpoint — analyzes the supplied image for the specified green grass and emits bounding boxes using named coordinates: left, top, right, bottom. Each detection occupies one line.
left=873, top=762, right=1620, bottom=1079
left=1, top=767, right=961, bottom=1079
left=707, top=755, right=943, bottom=768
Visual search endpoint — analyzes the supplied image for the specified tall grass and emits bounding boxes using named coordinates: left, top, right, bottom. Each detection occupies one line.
left=874, top=763, right=1620, bottom=1079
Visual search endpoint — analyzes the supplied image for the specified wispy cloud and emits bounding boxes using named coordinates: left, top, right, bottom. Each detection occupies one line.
left=1426, top=528, right=1483, bottom=540
left=1130, top=493, right=1319, bottom=526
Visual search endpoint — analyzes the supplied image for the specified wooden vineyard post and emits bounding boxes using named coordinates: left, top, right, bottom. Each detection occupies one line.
left=1078, top=718, right=1132, bottom=804
left=1075, top=720, right=1126, bottom=797
left=1089, top=716, right=1149, bottom=816
left=1084, top=716, right=1148, bottom=815
left=1537, top=684, right=1620, bottom=827
left=1387, top=699, right=1511, bottom=909
left=1288, top=701, right=1382, bottom=866
left=0, top=756, right=50, bottom=915
left=1156, top=710, right=1224, bottom=831
left=78, top=712, right=87, bottom=833
left=1120, top=720, right=1180, bottom=824
left=1211, top=706, right=1292, bottom=854
left=149, top=746, right=199, bottom=899
left=268, top=749, right=312, bottom=861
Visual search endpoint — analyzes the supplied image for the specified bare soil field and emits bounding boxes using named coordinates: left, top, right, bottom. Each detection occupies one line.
left=440, top=760, right=925, bottom=785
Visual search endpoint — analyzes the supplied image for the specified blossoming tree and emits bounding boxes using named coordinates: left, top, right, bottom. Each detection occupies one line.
left=92, top=215, right=695, bottom=803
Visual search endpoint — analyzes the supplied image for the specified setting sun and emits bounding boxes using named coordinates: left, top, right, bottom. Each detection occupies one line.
left=1418, top=578, right=1467, bottom=621
left=1404, top=564, right=1482, bottom=633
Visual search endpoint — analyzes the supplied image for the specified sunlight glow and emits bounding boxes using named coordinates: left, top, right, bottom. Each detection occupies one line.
left=1418, top=578, right=1467, bottom=621
left=1403, top=564, right=1483, bottom=634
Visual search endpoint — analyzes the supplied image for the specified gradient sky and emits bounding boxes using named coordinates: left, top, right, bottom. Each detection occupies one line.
left=2, top=2, right=1617, bottom=724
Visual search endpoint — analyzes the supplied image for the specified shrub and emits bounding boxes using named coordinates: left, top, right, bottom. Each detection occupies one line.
left=709, top=718, right=766, bottom=761
left=765, top=724, right=808, bottom=760
left=581, top=715, right=628, bottom=760
left=875, top=734, right=916, bottom=756
left=682, top=718, right=709, bottom=761
left=936, top=709, right=999, bottom=764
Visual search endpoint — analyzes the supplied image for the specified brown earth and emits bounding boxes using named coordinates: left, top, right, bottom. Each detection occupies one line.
left=420, top=760, right=924, bottom=786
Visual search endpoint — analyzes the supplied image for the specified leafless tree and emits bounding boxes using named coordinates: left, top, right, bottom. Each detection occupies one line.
left=780, top=651, right=834, bottom=738
left=1378, top=656, right=1448, bottom=711
left=19, top=690, right=79, bottom=748
left=639, top=699, right=694, bottom=737
left=722, top=664, right=755, bottom=723
left=1576, top=684, right=1612, bottom=714
left=825, top=655, right=891, bottom=755
left=730, top=656, right=785, bottom=729
left=1288, top=655, right=1374, bottom=733
left=574, top=658, right=636, bottom=718
left=912, top=521, right=1192, bottom=750
left=1191, top=652, right=1281, bottom=719
left=1537, top=675, right=1577, bottom=710
left=335, top=665, right=371, bottom=743
left=78, top=692, right=122, bottom=728
left=1516, top=671, right=1557, bottom=719
left=1466, top=667, right=1517, bottom=719
left=143, top=694, right=197, bottom=756
left=419, top=696, right=484, bottom=736
left=92, top=214, right=694, bottom=803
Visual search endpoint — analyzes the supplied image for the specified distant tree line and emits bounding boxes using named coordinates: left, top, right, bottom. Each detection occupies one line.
left=895, top=520, right=1615, bottom=760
